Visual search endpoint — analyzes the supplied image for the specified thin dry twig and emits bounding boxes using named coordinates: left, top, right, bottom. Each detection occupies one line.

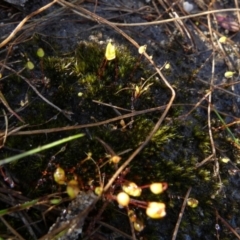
left=180, top=90, right=211, bottom=120
left=207, top=43, right=218, bottom=174
left=128, top=216, right=137, bottom=240
left=0, top=216, right=25, bottom=240
left=7, top=104, right=167, bottom=136
left=0, top=0, right=59, bottom=48
left=0, top=63, right=72, bottom=120
left=98, top=221, right=134, bottom=240
left=93, top=100, right=132, bottom=112
left=235, top=0, right=240, bottom=25
left=216, top=210, right=240, bottom=239
left=196, top=153, right=215, bottom=168
left=172, top=187, right=192, bottom=240
left=161, top=0, right=195, bottom=50
left=0, top=91, right=24, bottom=123
left=102, top=8, right=240, bottom=27
left=1, top=109, right=8, bottom=148
left=197, top=78, right=240, bottom=98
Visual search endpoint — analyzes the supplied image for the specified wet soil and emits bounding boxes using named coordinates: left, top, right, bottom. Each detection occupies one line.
left=0, top=0, right=240, bottom=239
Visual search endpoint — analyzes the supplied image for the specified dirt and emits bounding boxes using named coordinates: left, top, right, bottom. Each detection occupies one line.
left=0, top=0, right=240, bottom=240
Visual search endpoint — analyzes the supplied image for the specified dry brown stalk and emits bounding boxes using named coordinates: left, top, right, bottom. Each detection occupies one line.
left=172, top=187, right=192, bottom=240
left=0, top=63, right=72, bottom=120
left=0, top=0, right=59, bottom=48
left=216, top=210, right=240, bottom=239
left=0, top=216, right=25, bottom=240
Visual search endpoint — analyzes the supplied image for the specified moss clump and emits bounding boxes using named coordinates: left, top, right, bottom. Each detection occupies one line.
left=2, top=38, right=239, bottom=239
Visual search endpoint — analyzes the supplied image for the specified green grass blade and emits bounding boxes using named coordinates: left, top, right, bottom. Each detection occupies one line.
left=0, top=199, right=38, bottom=217
left=213, top=109, right=239, bottom=144
left=0, top=133, right=84, bottom=166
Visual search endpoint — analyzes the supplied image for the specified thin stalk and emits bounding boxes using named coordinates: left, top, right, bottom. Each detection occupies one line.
left=213, top=108, right=239, bottom=144
left=0, top=133, right=84, bottom=166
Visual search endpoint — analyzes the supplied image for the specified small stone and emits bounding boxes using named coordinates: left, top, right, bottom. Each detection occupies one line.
left=183, top=2, right=194, bottom=13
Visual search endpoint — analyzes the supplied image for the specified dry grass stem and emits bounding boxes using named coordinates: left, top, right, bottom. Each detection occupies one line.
left=172, top=187, right=192, bottom=240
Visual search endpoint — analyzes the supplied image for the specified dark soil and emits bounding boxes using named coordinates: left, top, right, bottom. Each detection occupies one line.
left=0, top=0, right=240, bottom=239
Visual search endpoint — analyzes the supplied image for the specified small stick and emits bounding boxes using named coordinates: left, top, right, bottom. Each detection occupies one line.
left=0, top=63, right=72, bottom=120
left=97, top=221, right=133, bottom=240
left=93, top=100, right=131, bottom=112
left=1, top=109, right=8, bottom=148
left=216, top=210, right=240, bottom=239
left=207, top=50, right=218, bottom=176
left=172, top=187, right=192, bottom=240
left=0, top=91, right=24, bottom=123
left=195, top=153, right=215, bottom=168
left=9, top=104, right=167, bottom=136
left=0, top=216, right=25, bottom=240
left=0, top=0, right=59, bottom=48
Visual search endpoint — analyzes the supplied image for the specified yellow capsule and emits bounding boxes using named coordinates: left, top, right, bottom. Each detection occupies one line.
left=224, top=71, right=235, bottom=78
left=66, top=180, right=80, bottom=198
left=95, top=186, right=103, bottom=195
left=146, top=202, right=166, bottom=219
left=220, top=157, right=230, bottom=163
left=128, top=209, right=137, bottom=222
left=219, top=36, right=227, bottom=43
left=120, top=119, right=126, bottom=128
left=165, top=63, right=171, bottom=69
left=105, top=41, right=116, bottom=60
left=138, top=45, right=147, bottom=54
left=150, top=182, right=168, bottom=194
left=110, top=155, right=121, bottom=164
left=37, top=48, right=45, bottom=58
left=53, top=167, right=66, bottom=185
left=122, top=182, right=142, bottom=197
left=187, top=198, right=199, bottom=208
left=116, top=192, right=130, bottom=206
left=134, top=85, right=140, bottom=98
left=133, top=218, right=145, bottom=232
left=26, top=61, right=34, bottom=70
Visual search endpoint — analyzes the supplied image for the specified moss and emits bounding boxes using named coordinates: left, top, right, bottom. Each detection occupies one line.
left=2, top=37, right=240, bottom=239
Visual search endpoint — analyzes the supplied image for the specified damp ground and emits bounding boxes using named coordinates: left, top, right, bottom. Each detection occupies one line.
left=0, top=1, right=240, bottom=239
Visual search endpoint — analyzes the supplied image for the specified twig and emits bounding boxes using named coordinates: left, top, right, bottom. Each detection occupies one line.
left=0, top=63, right=72, bottom=120
left=196, top=78, right=240, bottom=98
left=128, top=216, right=137, bottom=240
left=97, top=221, right=134, bottom=240
left=84, top=200, right=109, bottom=238
left=0, top=216, right=25, bottom=240
left=213, top=108, right=239, bottom=144
left=216, top=210, right=240, bottom=239
left=0, top=91, right=24, bottom=123
left=95, top=101, right=131, bottom=113
left=235, top=0, right=240, bottom=26
left=108, top=8, right=240, bottom=27
left=7, top=104, right=167, bottom=136
left=5, top=101, right=236, bottom=137
left=196, top=153, right=215, bottom=168
left=160, top=0, right=195, bottom=50
left=208, top=47, right=218, bottom=176
left=1, top=109, right=8, bottom=148
left=180, top=90, right=211, bottom=119
left=172, top=187, right=192, bottom=240
left=0, top=0, right=59, bottom=48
